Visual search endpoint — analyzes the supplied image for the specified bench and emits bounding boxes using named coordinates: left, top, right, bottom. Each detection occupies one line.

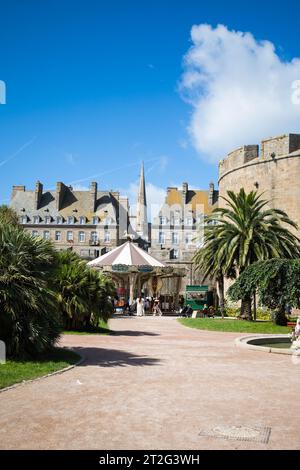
left=287, top=322, right=297, bottom=329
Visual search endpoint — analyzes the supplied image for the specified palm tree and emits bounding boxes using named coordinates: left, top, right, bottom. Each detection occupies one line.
left=194, top=189, right=300, bottom=320
left=0, top=205, right=19, bottom=226
left=194, top=219, right=235, bottom=318
left=0, top=223, right=61, bottom=357
left=53, top=251, right=115, bottom=330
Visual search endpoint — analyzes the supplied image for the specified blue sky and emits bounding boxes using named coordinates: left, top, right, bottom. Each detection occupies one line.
left=1, top=0, right=300, bottom=209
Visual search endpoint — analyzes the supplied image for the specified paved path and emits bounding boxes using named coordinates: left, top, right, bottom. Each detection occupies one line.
left=0, top=317, right=299, bottom=450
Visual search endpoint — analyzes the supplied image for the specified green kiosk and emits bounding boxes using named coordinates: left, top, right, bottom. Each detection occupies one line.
left=185, top=285, right=213, bottom=311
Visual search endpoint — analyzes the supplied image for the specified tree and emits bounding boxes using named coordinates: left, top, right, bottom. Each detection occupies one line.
left=193, top=220, right=236, bottom=318
left=53, top=251, right=115, bottom=330
left=0, top=223, right=61, bottom=357
left=194, top=189, right=300, bottom=320
left=228, top=259, right=300, bottom=325
left=0, top=205, right=19, bottom=226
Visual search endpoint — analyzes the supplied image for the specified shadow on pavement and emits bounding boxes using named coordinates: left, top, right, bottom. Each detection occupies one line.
left=110, top=330, right=160, bottom=337
left=73, top=347, right=161, bottom=368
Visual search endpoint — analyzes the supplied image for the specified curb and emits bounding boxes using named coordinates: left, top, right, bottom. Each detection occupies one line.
left=235, top=334, right=295, bottom=355
left=0, top=348, right=85, bottom=394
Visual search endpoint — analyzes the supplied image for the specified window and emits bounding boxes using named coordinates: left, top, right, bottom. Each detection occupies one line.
left=79, top=216, right=86, bottom=225
left=172, top=232, right=179, bottom=244
left=196, top=213, right=204, bottom=225
left=67, top=216, right=74, bottom=225
left=185, top=217, right=193, bottom=226
left=171, top=215, right=180, bottom=226
left=20, top=215, right=27, bottom=224
left=56, top=216, right=63, bottom=224
left=92, top=216, right=99, bottom=225
left=55, top=231, right=61, bottom=241
left=104, top=216, right=113, bottom=225
left=43, top=231, right=50, bottom=240
left=67, top=231, right=73, bottom=241
left=32, top=230, right=38, bottom=237
left=171, top=249, right=179, bottom=260
left=159, top=216, right=167, bottom=225
left=104, top=231, right=110, bottom=242
left=185, top=232, right=193, bottom=245
left=158, top=231, right=165, bottom=244
left=91, top=231, right=98, bottom=242
left=33, top=216, right=39, bottom=224
left=78, top=231, right=85, bottom=242
left=45, top=216, right=51, bottom=224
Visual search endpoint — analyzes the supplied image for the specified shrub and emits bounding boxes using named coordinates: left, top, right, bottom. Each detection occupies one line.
left=0, top=224, right=61, bottom=358
left=53, top=251, right=115, bottom=330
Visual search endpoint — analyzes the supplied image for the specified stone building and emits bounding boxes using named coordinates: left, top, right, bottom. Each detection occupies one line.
left=219, top=133, right=300, bottom=305
left=10, top=181, right=129, bottom=259
left=218, top=133, right=300, bottom=235
left=149, top=182, right=219, bottom=297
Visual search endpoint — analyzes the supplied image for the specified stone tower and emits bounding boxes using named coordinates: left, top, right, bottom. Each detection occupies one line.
left=136, top=161, right=148, bottom=241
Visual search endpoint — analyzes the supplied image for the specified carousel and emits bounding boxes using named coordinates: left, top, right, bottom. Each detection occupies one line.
left=87, top=239, right=175, bottom=307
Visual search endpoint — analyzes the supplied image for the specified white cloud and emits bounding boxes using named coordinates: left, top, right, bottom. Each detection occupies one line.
left=180, top=24, right=300, bottom=162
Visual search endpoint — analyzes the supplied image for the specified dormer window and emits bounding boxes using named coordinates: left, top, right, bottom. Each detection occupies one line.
left=92, top=216, right=99, bottom=225
left=20, top=215, right=27, bottom=224
left=79, top=216, right=86, bottom=225
left=67, top=216, right=74, bottom=225
left=45, top=216, right=51, bottom=224
left=185, top=217, right=193, bottom=226
left=104, top=216, right=112, bottom=225
left=33, top=215, right=40, bottom=224
left=56, top=216, right=63, bottom=224
left=159, top=216, right=167, bottom=225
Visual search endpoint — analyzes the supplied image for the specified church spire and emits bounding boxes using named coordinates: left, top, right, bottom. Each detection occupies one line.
left=136, top=161, right=148, bottom=241
left=138, top=161, right=147, bottom=207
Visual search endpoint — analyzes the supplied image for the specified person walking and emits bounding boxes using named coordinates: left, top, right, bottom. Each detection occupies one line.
left=136, top=297, right=145, bottom=317
left=153, top=298, right=162, bottom=316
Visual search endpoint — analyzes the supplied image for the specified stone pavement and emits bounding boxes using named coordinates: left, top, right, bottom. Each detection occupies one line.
left=0, top=317, right=299, bottom=450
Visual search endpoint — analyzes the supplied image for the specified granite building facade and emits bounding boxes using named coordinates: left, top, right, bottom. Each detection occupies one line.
left=10, top=181, right=130, bottom=259
left=149, top=182, right=218, bottom=294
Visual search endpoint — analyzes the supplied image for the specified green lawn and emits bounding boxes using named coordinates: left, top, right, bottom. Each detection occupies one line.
left=178, top=318, right=291, bottom=334
left=63, top=319, right=110, bottom=335
left=0, top=348, right=80, bottom=390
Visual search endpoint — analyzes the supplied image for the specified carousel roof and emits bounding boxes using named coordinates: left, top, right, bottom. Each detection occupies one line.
left=87, top=241, right=165, bottom=268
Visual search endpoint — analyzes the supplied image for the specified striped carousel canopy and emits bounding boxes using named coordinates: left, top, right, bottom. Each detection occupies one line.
left=87, top=241, right=165, bottom=268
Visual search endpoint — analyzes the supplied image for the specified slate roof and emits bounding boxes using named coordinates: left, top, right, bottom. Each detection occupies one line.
left=10, top=185, right=126, bottom=223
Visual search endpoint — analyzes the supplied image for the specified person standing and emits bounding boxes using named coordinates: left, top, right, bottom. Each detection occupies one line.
left=136, top=297, right=145, bottom=317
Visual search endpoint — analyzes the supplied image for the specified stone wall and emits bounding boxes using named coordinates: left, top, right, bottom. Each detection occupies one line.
left=219, top=134, right=300, bottom=235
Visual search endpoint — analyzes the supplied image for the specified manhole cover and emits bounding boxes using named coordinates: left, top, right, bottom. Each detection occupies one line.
left=199, top=425, right=271, bottom=444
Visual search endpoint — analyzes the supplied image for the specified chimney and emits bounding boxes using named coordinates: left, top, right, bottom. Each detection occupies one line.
left=182, top=182, right=188, bottom=205
left=34, top=181, right=43, bottom=210
left=11, top=185, right=25, bottom=199
left=90, top=181, right=97, bottom=212
left=56, top=182, right=67, bottom=211
left=209, top=181, right=214, bottom=205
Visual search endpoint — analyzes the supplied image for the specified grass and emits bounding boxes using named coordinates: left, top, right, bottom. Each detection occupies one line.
left=0, top=348, right=80, bottom=390
left=63, top=319, right=110, bottom=335
left=178, top=318, right=291, bottom=334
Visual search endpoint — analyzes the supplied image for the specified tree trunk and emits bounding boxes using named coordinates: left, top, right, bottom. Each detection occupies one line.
left=241, top=296, right=252, bottom=321
left=217, top=275, right=225, bottom=319
left=253, top=292, right=257, bottom=322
